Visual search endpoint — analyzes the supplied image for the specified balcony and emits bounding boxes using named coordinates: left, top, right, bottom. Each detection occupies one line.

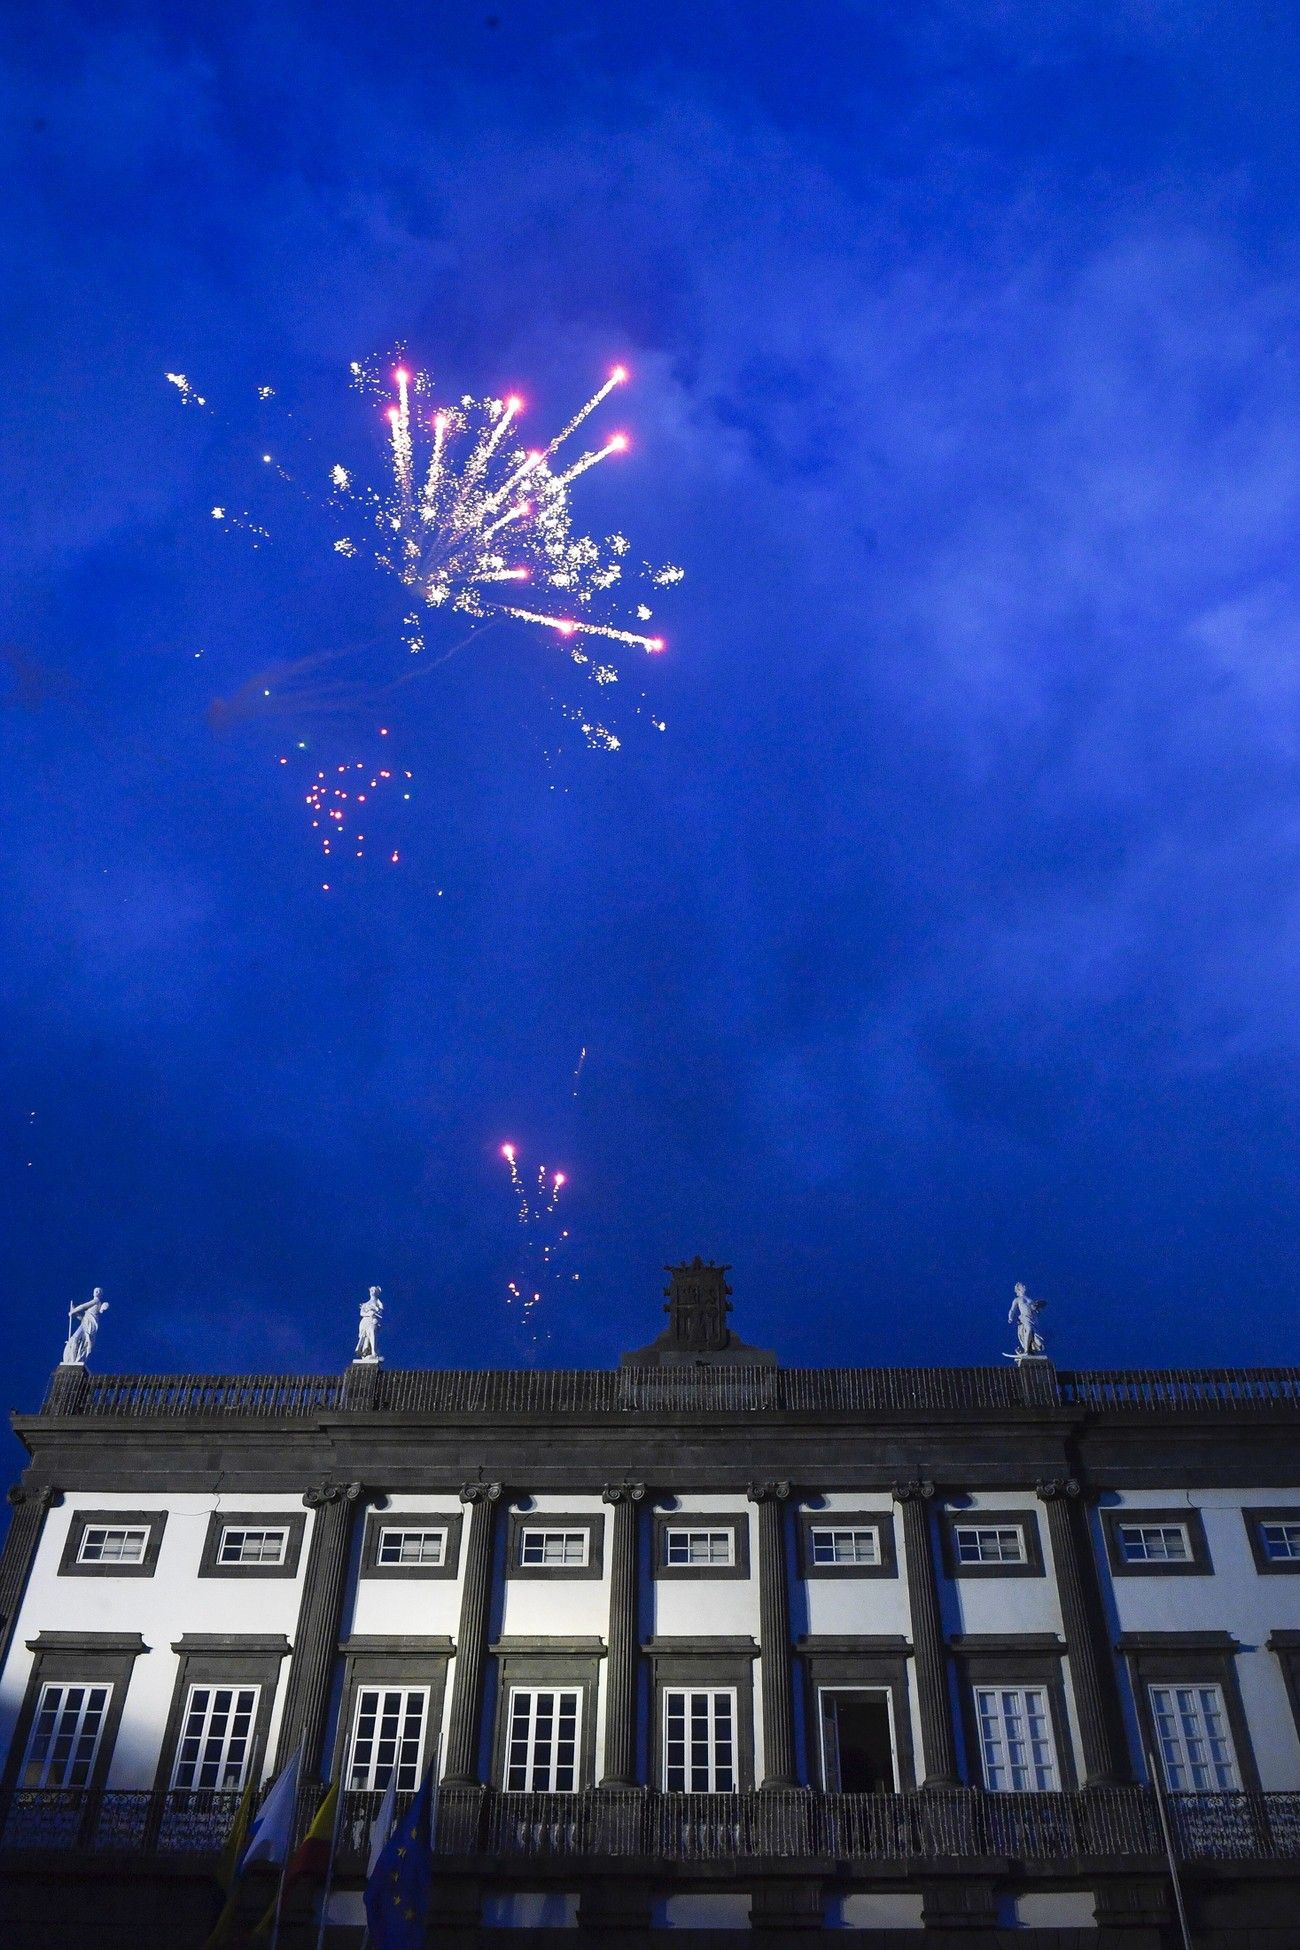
left=2, top=1784, right=1299, bottom=1869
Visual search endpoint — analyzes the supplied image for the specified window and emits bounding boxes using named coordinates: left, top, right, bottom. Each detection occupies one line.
left=519, top=1530, right=588, bottom=1568
left=955, top=1526, right=1025, bottom=1567
left=199, top=1509, right=305, bottom=1579
left=504, top=1689, right=581, bottom=1792
left=1244, top=1508, right=1300, bottom=1574
left=974, top=1686, right=1058, bottom=1792
left=376, top=1527, right=447, bottom=1568
left=22, top=1683, right=111, bottom=1789
left=217, top=1527, right=288, bottom=1567
left=810, top=1528, right=879, bottom=1566
left=347, top=1687, right=428, bottom=1792
left=1149, top=1685, right=1240, bottom=1791
left=170, top=1685, right=259, bottom=1791
left=59, top=1509, right=167, bottom=1578
left=664, top=1689, right=737, bottom=1793
left=77, top=1526, right=148, bottom=1566
left=666, top=1529, right=734, bottom=1567
left=1102, top=1507, right=1210, bottom=1577
left=1260, top=1522, right=1300, bottom=1563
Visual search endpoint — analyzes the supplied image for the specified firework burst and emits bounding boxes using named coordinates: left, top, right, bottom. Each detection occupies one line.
left=499, top=1141, right=574, bottom=1355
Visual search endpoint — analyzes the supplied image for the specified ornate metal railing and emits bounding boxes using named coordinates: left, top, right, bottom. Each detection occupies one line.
left=5, top=1785, right=1300, bottom=1865
left=42, top=1363, right=1300, bottom=1420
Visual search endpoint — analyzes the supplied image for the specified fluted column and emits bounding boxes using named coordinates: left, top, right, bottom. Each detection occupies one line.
left=278, top=1480, right=365, bottom=1778
left=601, top=1482, right=645, bottom=1786
left=443, top=1481, right=503, bottom=1785
left=1037, top=1478, right=1129, bottom=1784
left=892, top=1480, right=959, bottom=1786
left=0, top=1485, right=58, bottom=1670
left=748, top=1481, right=798, bottom=1788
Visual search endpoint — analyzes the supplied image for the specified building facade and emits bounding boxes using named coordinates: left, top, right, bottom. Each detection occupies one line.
left=1, top=1263, right=1298, bottom=1946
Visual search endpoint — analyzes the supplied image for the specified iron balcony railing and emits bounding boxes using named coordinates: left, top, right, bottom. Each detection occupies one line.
left=3, top=1785, right=1299, bottom=1866
left=41, top=1363, right=1300, bottom=1419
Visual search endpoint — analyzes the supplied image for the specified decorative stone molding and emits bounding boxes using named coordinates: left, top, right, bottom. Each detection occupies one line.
left=890, top=1479, right=936, bottom=1505
left=601, top=1481, right=646, bottom=1505
left=302, top=1480, right=363, bottom=1510
left=459, top=1480, right=503, bottom=1506
left=1035, top=1476, right=1082, bottom=1502
left=746, top=1480, right=791, bottom=1504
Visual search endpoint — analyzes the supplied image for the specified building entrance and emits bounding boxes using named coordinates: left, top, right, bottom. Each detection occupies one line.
left=819, top=1689, right=896, bottom=1792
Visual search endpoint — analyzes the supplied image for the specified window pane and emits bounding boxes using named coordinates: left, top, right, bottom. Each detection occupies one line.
left=347, top=1687, right=427, bottom=1792
left=1261, top=1522, right=1300, bottom=1562
left=520, top=1530, right=588, bottom=1566
left=665, top=1529, right=733, bottom=1565
left=171, top=1684, right=259, bottom=1791
left=217, top=1527, right=288, bottom=1565
left=1149, top=1684, right=1239, bottom=1791
left=662, top=1689, right=737, bottom=1793
left=78, top=1526, right=148, bottom=1565
left=377, top=1527, right=446, bottom=1566
left=1118, top=1524, right=1190, bottom=1563
left=505, top=1689, right=581, bottom=1791
left=23, top=1683, right=111, bottom=1789
left=955, top=1526, right=1024, bottom=1565
left=975, top=1686, right=1057, bottom=1791
left=811, top=1527, right=879, bottom=1565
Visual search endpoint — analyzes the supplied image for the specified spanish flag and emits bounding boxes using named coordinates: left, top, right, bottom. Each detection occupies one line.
left=252, top=1781, right=340, bottom=1938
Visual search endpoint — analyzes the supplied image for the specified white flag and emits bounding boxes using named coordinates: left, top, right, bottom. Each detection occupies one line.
left=239, top=1744, right=302, bottom=1874
left=366, top=1768, right=399, bottom=1878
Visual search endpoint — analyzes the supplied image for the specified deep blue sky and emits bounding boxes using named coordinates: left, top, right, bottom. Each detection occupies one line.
left=4, top=0, right=1300, bottom=1420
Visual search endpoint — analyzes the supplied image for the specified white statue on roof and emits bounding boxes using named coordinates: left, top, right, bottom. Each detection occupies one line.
left=1007, top=1281, right=1047, bottom=1360
left=62, top=1288, right=109, bottom=1367
left=354, top=1285, right=384, bottom=1364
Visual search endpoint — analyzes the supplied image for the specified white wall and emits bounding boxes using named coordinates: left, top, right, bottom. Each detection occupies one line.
left=2, top=1491, right=312, bottom=1789
left=1097, top=1488, right=1300, bottom=1790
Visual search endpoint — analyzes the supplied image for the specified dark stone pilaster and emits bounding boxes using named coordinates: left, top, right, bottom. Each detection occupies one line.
left=277, top=1480, right=364, bottom=1778
left=1037, top=1477, right=1130, bottom=1785
left=600, top=1482, right=645, bottom=1786
left=443, top=1482, right=503, bottom=1785
left=747, top=1480, right=797, bottom=1788
left=892, top=1480, right=959, bottom=1787
left=0, top=1486, right=59, bottom=1670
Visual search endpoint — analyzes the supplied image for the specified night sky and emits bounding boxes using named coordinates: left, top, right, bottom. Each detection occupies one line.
left=5, top=2, right=1300, bottom=1433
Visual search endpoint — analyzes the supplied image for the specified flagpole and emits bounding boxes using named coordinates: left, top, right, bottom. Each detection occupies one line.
left=1146, top=1748, right=1194, bottom=1950
left=312, top=1774, right=347, bottom=1950
left=267, top=1770, right=307, bottom=1950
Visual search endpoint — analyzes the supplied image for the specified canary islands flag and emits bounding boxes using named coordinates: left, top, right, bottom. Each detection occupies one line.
left=363, top=1764, right=436, bottom=1950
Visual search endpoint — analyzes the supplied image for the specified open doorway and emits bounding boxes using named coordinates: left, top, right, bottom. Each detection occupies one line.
left=819, top=1688, right=897, bottom=1792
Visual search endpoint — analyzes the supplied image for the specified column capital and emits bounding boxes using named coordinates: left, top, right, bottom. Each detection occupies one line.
left=746, top=1480, right=791, bottom=1504
left=459, top=1480, right=503, bottom=1506
left=302, top=1480, right=364, bottom=1510
left=602, top=1482, right=646, bottom=1505
left=1035, top=1476, right=1082, bottom=1503
left=891, top=1479, right=936, bottom=1504
left=7, top=1484, right=59, bottom=1513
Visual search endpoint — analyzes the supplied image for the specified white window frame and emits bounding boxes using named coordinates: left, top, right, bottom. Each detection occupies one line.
left=518, top=1529, right=589, bottom=1569
left=22, top=1681, right=112, bottom=1789
left=810, top=1527, right=881, bottom=1567
left=1117, top=1523, right=1192, bottom=1565
left=170, top=1683, right=260, bottom=1791
left=216, top=1525, right=290, bottom=1567
left=375, top=1527, right=448, bottom=1568
left=663, top=1686, right=739, bottom=1793
left=664, top=1528, right=735, bottom=1568
left=346, top=1685, right=429, bottom=1793
left=76, top=1525, right=150, bottom=1566
left=817, top=1685, right=898, bottom=1791
left=1259, top=1521, right=1300, bottom=1563
left=974, top=1685, right=1059, bottom=1792
left=1149, top=1684, right=1240, bottom=1791
left=504, top=1686, right=582, bottom=1793
left=953, top=1524, right=1027, bottom=1567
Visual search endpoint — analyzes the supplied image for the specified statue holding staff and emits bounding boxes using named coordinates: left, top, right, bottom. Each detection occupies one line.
left=62, top=1288, right=109, bottom=1367
left=1006, top=1281, right=1047, bottom=1359
left=354, top=1285, right=384, bottom=1364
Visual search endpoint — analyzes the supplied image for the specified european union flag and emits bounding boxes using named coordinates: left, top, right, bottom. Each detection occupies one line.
left=363, top=1764, right=436, bottom=1950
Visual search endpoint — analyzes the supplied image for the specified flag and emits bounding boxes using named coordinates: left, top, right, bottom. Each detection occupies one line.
left=251, top=1781, right=339, bottom=1940
left=363, top=1764, right=436, bottom=1950
left=238, top=1746, right=302, bottom=1875
left=196, top=1778, right=256, bottom=1950
left=367, top=1770, right=399, bottom=1878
